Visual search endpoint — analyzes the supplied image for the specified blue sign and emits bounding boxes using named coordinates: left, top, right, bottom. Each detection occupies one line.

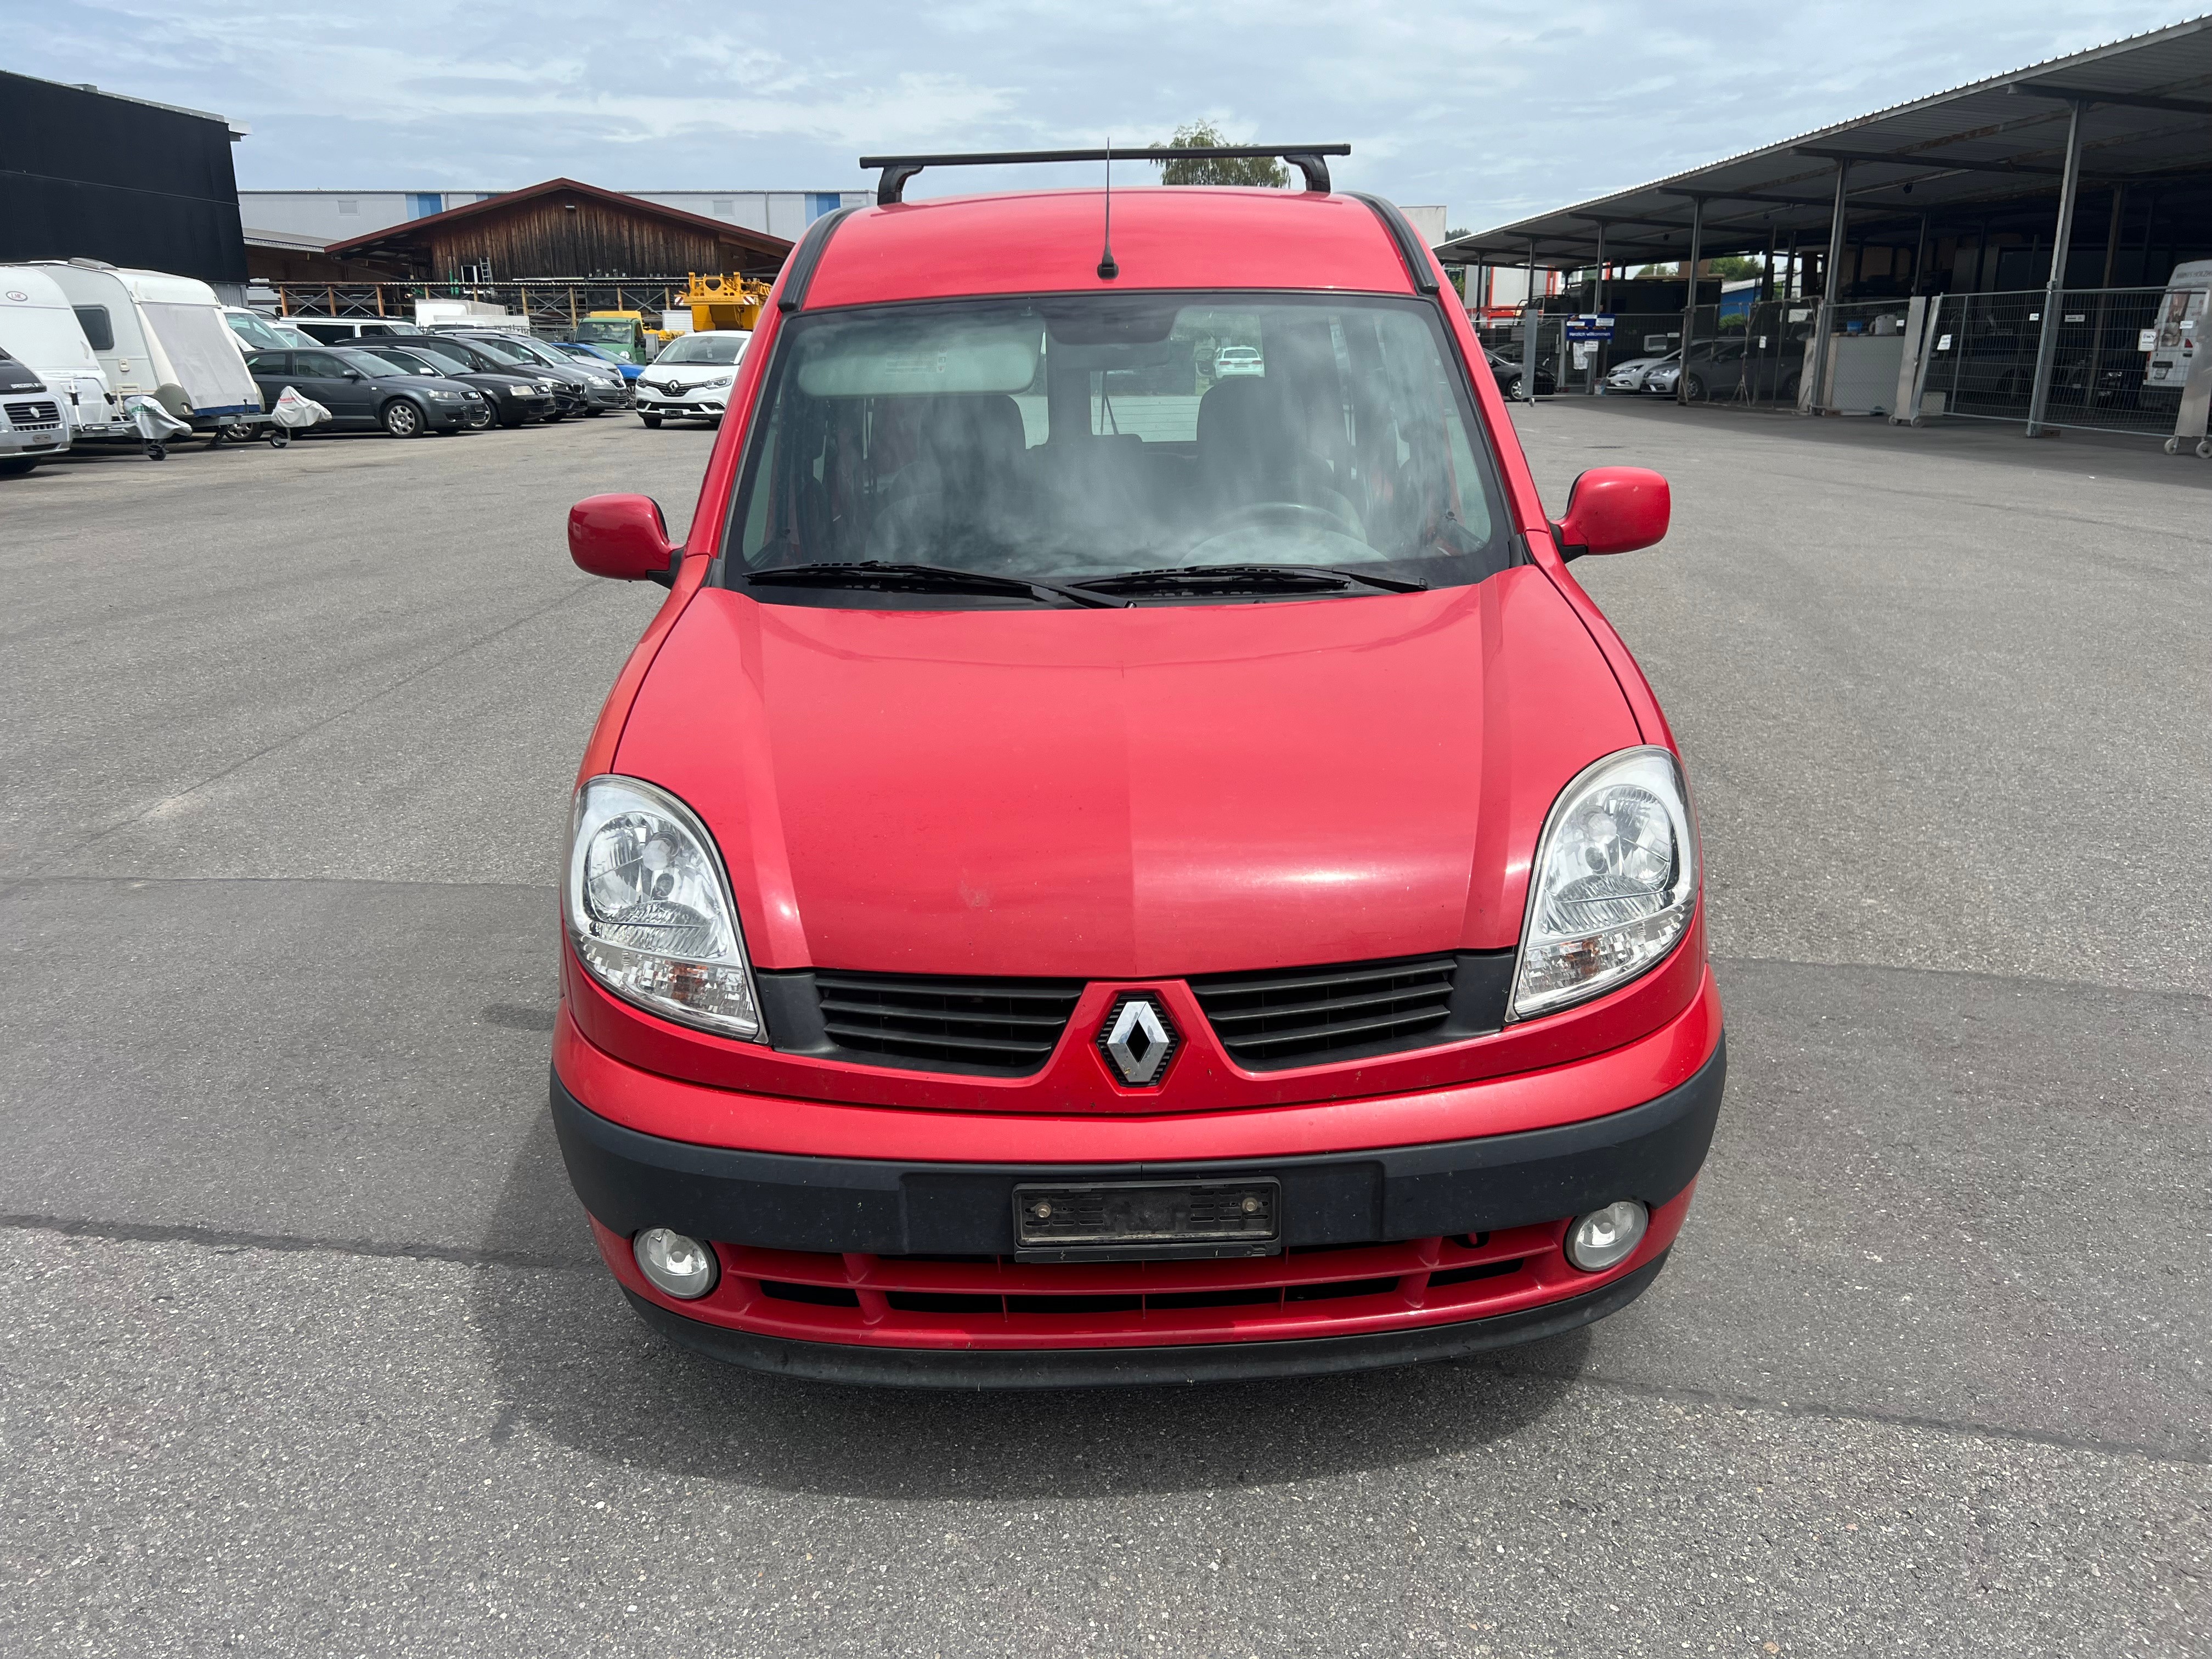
left=1564, top=314, right=1617, bottom=342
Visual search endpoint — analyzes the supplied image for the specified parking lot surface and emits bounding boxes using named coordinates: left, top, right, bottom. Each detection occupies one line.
left=3, top=409, right=2207, bottom=1656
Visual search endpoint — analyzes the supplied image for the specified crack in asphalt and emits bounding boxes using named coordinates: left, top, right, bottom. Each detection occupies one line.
left=3, top=1211, right=2204, bottom=1470
left=0, top=1212, right=586, bottom=1273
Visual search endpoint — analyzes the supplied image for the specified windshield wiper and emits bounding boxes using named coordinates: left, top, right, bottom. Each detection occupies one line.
left=744, top=562, right=1127, bottom=608
left=1071, top=563, right=1427, bottom=597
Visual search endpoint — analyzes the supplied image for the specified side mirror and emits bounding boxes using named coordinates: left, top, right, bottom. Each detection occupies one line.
left=343, top=369, right=363, bottom=380
left=1551, top=466, right=1670, bottom=560
left=569, top=493, right=679, bottom=585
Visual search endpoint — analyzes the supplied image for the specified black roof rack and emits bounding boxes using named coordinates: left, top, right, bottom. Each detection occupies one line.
left=856, top=144, right=1351, bottom=206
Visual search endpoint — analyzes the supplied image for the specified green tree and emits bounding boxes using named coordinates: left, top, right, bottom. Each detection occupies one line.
left=1636, top=255, right=1765, bottom=281
left=1149, top=122, right=1288, bottom=187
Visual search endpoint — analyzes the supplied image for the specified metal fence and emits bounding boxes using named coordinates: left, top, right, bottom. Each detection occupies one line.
left=1922, top=287, right=2171, bottom=436
left=1670, top=301, right=1818, bottom=409
left=261, top=280, right=694, bottom=334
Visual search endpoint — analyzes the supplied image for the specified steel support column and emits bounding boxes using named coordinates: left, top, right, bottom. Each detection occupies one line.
left=1521, top=239, right=1540, bottom=402
left=1802, top=160, right=1851, bottom=414
left=1591, top=222, right=1608, bottom=394
left=2025, top=100, right=2086, bottom=437
left=1677, top=196, right=1705, bottom=407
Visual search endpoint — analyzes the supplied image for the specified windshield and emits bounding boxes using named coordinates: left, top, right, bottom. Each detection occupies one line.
left=335, top=348, right=407, bottom=378
left=725, top=293, right=1508, bottom=601
left=659, top=332, right=746, bottom=365
left=464, top=335, right=537, bottom=366
left=224, top=310, right=290, bottom=351
left=496, top=337, right=561, bottom=365
left=403, top=344, right=476, bottom=375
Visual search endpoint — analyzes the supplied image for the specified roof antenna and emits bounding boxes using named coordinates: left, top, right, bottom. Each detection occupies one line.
left=1097, top=136, right=1119, bottom=280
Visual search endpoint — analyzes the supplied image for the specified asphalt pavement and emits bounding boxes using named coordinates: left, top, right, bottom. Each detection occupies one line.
left=2, top=404, right=2205, bottom=1656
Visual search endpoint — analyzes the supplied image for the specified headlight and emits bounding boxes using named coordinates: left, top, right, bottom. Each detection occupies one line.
left=564, top=776, right=760, bottom=1039
left=1509, top=747, right=1696, bottom=1020
left=537, top=381, right=557, bottom=392
left=430, top=389, right=461, bottom=400
left=696, top=375, right=733, bottom=390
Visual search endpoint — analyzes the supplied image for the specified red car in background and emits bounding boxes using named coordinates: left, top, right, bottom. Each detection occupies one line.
left=554, top=146, right=1722, bottom=1386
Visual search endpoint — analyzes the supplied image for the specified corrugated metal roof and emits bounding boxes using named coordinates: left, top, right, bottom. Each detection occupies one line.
left=1438, top=14, right=2212, bottom=267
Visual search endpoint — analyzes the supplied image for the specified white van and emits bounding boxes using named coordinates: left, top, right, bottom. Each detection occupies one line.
left=0, top=266, right=127, bottom=438
left=33, top=261, right=264, bottom=429
left=0, top=346, right=71, bottom=475
left=279, top=316, right=433, bottom=345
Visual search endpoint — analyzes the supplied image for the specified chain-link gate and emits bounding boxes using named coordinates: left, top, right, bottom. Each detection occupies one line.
left=1922, top=287, right=2172, bottom=436
left=1669, top=301, right=1818, bottom=409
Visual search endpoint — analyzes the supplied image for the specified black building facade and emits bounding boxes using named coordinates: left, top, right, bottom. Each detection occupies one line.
left=0, top=72, right=247, bottom=286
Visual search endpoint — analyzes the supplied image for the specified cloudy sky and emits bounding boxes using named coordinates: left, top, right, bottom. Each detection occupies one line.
left=8, top=2, right=2198, bottom=227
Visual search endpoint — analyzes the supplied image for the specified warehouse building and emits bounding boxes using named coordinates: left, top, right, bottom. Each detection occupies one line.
left=0, top=72, right=249, bottom=296
left=239, top=188, right=866, bottom=251
left=1438, top=14, right=2212, bottom=443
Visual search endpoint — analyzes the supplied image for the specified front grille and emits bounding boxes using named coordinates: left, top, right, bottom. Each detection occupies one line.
left=4, top=400, right=61, bottom=430
left=1190, top=951, right=1511, bottom=1068
left=720, top=1226, right=1554, bottom=1343
left=810, top=969, right=1083, bottom=1075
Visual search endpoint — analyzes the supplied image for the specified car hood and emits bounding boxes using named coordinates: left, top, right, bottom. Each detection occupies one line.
left=613, top=568, right=1642, bottom=978
left=644, top=363, right=737, bottom=383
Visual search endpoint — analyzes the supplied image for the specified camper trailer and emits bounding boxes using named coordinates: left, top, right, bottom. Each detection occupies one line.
left=0, top=266, right=127, bottom=438
left=32, top=262, right=264, bottom=432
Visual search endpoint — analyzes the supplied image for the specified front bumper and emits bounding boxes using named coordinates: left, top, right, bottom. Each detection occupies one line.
left=554, top=1036, right=1723, bottom=1382
left=625, top=1253, right=1672, bottom=1387
left=636, top=397, right=726, bottom=419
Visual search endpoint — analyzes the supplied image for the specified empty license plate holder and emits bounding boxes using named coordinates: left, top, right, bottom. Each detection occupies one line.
left=1011, top=1178, right=1282, bottom=1262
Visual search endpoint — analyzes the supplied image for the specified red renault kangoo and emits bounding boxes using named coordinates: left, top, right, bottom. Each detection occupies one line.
left=553, top=145, right=1722, bottom=1386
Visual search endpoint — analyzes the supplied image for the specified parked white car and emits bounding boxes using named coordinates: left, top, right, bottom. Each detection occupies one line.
left=1214, top=345, right=1264, bottom=378
left=0, top=265, right=127, bottom=438
left=1606, top=349, right=1679, bottom=394
left=222, top=306, right=302, bottom=354
left=634, top=330, right=748, bottom=426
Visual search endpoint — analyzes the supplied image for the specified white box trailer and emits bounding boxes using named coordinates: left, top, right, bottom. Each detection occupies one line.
left=415, top=298, right=532, bottom=333
left=0, top=266, right=128, bottom=437
left=33, top=261, right=264, bottom=430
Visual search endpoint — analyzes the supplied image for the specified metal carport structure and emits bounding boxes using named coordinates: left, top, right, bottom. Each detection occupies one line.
left=1437, top=14, right=2212, bottom=444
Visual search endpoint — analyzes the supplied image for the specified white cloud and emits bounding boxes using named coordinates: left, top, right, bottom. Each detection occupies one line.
left=1, top=0, right=2190, bottom=223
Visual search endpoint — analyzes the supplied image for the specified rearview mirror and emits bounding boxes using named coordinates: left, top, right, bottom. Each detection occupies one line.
left=569, top=494, right=678, bottom=585
left=1551, top=467, right=1670, bottom=560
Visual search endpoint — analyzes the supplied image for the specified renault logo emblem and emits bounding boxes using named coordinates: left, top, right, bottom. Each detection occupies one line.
left=1097, top=993, right=1180, bottom=1087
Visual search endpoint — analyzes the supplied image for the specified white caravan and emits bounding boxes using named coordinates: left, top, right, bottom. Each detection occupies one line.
left=33, top=261, right=264, bottom=430
left=0, top=266, right=127, bottom=437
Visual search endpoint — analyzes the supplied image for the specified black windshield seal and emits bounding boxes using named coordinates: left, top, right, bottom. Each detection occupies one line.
left=719, top=289, right=1516, bottom=611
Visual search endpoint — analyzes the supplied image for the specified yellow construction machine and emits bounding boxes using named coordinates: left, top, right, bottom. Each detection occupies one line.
left=682, top=274, right=774, bottom=334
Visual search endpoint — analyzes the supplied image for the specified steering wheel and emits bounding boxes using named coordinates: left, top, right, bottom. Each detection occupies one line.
left=1199, top=500, right=1361, bottom=541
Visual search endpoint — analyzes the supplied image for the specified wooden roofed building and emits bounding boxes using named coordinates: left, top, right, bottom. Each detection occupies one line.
left=321, top=177, right=792, bottom=283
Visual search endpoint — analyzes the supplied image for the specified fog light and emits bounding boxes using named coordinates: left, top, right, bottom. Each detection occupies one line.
left=1566, top=1200, right=1648, bottom=1272
left=633, top=1227, right=719, bottom=1300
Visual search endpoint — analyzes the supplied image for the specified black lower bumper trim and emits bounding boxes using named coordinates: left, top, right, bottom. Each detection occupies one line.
left=551, top=1037, right=1724, bottom=1256
left=623, top=1251, right=1669, bottom=1388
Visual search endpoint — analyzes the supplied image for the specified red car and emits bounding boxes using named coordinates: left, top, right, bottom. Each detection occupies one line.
left=554, top=147, right=1722, bottom=1386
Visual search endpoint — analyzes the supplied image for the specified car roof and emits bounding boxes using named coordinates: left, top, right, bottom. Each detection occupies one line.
left=804, top=188, right=1416, bottom=309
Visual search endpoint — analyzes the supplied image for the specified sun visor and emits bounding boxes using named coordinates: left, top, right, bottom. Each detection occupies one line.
left=794, top=321, right=1039, bottom=398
